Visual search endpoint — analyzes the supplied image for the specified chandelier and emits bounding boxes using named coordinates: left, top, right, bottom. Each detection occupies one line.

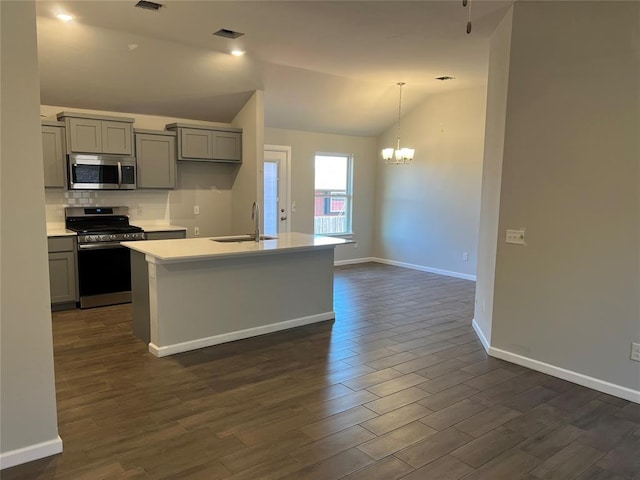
left=382, top=82, right=414, bottom=165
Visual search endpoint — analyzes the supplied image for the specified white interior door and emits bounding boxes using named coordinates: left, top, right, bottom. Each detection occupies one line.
left=263, top=145, right=291, bottom=235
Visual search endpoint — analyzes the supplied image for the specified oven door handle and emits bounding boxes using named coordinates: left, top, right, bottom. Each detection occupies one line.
left=78, top=242, right=127, bottom=250
left=117, top=161, right=123, bottom=188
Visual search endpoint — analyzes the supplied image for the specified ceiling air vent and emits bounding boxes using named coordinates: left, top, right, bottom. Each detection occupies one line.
left=435, top=76, right=456, bottom=81
left=213, top=28, right=245, bottom=39
left=135, top=1, right=163, bottom=11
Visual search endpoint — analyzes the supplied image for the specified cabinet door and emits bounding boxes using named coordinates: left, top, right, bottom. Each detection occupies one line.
left=102, top=121, right=133, bottom=155
left=212, top=131, right=242, bottom=162
left=68, top=118, right=102, bottom=153
left=49, top=252, right=77, bottom=304
left=136, top=134, right=176, bottom=188
left=180, top=128, right=213, bottom=159
left=42, top=126, right=66, bottom=188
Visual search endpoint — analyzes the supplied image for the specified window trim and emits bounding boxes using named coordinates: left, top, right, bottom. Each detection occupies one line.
left=313, top=152, right=354, bottom=236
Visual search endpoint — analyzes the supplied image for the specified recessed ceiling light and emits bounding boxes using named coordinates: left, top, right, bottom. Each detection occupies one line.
left=230, top=50, right=245, bottom=57
left=56, top=13, right=74, bottom=22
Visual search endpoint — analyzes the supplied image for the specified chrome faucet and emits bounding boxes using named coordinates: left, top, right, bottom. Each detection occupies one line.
left=251, top=201, right=260, bottom=242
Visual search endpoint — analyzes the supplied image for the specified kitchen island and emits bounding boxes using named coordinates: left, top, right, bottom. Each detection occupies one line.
left=122, top=232, right=350, bottom=357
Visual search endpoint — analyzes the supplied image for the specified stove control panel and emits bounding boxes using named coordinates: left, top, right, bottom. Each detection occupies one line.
left=78, top=232, right=145, bottom=243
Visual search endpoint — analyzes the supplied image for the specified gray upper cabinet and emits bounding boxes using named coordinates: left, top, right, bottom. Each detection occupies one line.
left=57, top=111, right=134, bottom=155
left=213, top=130, right=242, bottom=161
left=102, top=120, right=133, bottom=155
left=134, top=129, right=176, bottom=189
left=180, top=128, right=213, bottom=159
left=68, top=117, right=102, bottom=153
left=166, top=123, right=242, bottom=163
left=41, top=121, right=66, bottom=188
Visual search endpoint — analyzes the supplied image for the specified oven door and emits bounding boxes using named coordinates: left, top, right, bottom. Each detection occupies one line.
left=68, top=154, right=136, bottom=190
left=77, top=242, right=132, bottom=308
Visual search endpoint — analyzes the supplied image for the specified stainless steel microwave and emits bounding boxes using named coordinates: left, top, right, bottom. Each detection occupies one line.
left=68, top=154, right=136, bottom=190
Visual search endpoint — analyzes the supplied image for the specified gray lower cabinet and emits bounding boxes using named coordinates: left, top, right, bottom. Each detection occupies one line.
left=57, top=111, right=135, bottom=155
left=47, top=236, right=78, bottom=308
left=166, top=123, right=242, bottom=163
left=134, top=129, right=177, bottom=189
left=145, top=230, right=186, bottom=240
left=42, top=121, right=66, bottom=188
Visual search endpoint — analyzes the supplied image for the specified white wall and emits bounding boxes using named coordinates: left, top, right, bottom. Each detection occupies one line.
left=0, top=0, right=61, bottom=468
left=264, top=128, right=377, bottom=262
left=231, top=91, right=264, bottom=234
left=373, top=87, right=487, bottom=279
left=473, top=8, right=513, bottom=347
left=485, top=1, right=640, bottom=398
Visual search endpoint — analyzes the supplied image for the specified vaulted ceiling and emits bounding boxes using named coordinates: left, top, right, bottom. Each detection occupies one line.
left=35, top=0, right=512, bottom=136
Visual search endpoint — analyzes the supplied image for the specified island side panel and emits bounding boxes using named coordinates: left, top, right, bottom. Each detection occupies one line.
left=130, top=250, right=151, bottom=343
left=149, top=248, right=335, bottom=356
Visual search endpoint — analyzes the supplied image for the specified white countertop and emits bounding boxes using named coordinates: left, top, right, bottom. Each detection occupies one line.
left=122, top=232, right=351, bottom=264
left=46, top=224, right=76, bottom=237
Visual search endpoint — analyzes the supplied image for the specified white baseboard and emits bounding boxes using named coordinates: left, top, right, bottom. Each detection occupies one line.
left=334, top=257, right=375, bottom=266
left=149, top=311, right=335, bottom=357
left=371, top=257, right=477, bottom=281
left=470, top=319, right=639, bottom=404
left=488, top=347, right=640, bottom=404
left=471, top=318, right=490, bottom=352
left=0, top=435, right=63, bottom=470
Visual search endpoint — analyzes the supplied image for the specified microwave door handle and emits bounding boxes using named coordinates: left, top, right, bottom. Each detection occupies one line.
left=117, top=161, right=122, bottom=188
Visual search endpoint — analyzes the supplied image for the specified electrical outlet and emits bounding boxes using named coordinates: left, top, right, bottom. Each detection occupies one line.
left=194, top=205, right=200, bottom=215
left=194, top=227, right=200, bottom=236
left=463, top=252, right=469, bottom=261
left=506, top=229, right=526, bottom=245
left=631, top=342, right=640, bottom=362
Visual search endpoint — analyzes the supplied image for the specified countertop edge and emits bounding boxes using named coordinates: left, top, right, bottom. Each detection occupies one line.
left=122, top=233, right=350, bottom=264
left=138, top=243, right=340, bottom=264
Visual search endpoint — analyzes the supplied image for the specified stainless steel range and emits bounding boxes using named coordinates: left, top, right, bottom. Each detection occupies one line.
left=65, top=206, right=145, bottom=308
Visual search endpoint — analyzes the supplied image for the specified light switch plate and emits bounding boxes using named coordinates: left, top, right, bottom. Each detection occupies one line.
left=506, top=229, right=526, bottom=245
left=194, top=205, right=200, bottom=215
left=631, top=343, right=640, bottom=362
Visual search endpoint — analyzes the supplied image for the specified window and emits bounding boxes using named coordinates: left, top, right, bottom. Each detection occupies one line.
left=314, top=153, right=353, bottom=235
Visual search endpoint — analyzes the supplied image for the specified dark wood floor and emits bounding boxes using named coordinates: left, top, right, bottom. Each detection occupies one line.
left=3, top=263, right=639, bottom=480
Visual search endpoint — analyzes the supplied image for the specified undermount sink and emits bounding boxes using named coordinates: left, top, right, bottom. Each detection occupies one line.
left=211, top=234, right=278, bottom=243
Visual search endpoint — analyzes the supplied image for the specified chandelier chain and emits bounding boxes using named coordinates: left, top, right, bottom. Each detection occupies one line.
left=396, top=82, right=404, bottom=149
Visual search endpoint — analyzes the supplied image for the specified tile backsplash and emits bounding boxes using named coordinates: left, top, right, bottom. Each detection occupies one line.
left=45, top=189, right=170, bottom=224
